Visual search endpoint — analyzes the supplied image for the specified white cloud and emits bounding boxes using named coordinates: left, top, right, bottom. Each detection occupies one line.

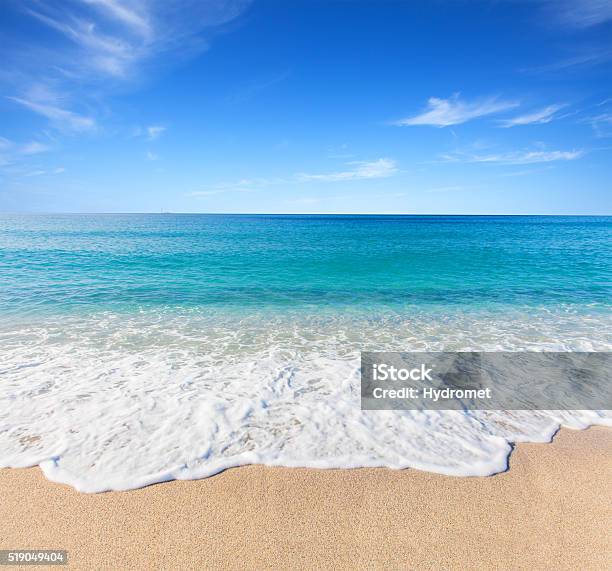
left=82, top=0, right=152, bottom=38
left=22, top=170, right=47, bottom=177
left=585, top=111, right=612, bottom=137
left=527, top=2, right=612, bottom=72
left=25, top=7, right=141, bottom=78
left=472, top=150, right=583, bottom=164
left=297, top=158, right=398, bottom=182
left=186, top=158, right=400, bottom=199
left=7, top=96, right=96, bottom=133
left=499, top=104, right=568, bottom=127
left=394, top=94, right=519, bottom=127
left=552, top=0, right=612, bottom=28
left=443, top=149, right=584, bottom=165
left=146, top=151, right=159, bottom=161
left=186, top=177, right=277, bottom=197
left=500, top=168, right=546, bottom=177
left=524, top=48, right=612, bottom=74
left=0, top=137, right=54, bottom=168
left=22, top=166, right=65, bottom=177
left=146, top=125, right=166, bottom=140
left=18, top=141, right=52, bottom=155
left=0, top=137, right=12, bottom=151
left=20, top=1, right=253, bottom=81
left=3, top=2, right=252, bottom=137
left=226, top=71, right=290, bottom=104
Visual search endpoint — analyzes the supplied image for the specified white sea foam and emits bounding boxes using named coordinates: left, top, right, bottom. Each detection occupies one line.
left=0, top=306, right=610, bottom=492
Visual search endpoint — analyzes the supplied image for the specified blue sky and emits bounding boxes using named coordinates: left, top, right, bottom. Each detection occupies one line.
left=1, top=0, right=611, bottom=214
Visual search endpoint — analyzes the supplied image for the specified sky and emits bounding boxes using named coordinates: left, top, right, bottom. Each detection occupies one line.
left=0, top=0, right=611, bottom=214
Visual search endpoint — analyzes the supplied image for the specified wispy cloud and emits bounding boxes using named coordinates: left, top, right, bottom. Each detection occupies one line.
left=22, top=166, right=66, bottom=177
left=186, top=158, right=400, bottom=198
left=146, top=125, right=166, bottom=140
left=579, top=99, right=612, bottom=137
left=18, top=141, right=53, bottom=155
left=394, top=94, right=519, bottom=127
left=20, top=0, right=253, bottom=81
left=0, top=136, right=53, bottom=167
left=226, top=71, right=290, bottom=104
left=524, top=1, right=612, bottom=73
left=83, top=0, right=153, bottom=38
left=7, top=96, right=96, bottom=133
left=297, top=158, right=398, bottom=181
left=145, top=151, right=159, bottom=161
left=3, top=1, right=252, bottom=134
left=186, top=177, right=275, bottom=197
left=585, top=112, right=612, bottom=137
left=442, top=148, right=584, bottom=165
left=0, top=142, right=64, bottom=178
left=499, top=166, right=555, bottom=177
left=524, top=48, right=612, bottom=74
left=551, top=0, right=612, bottom=29
left=499, top=104, right=568, bottom=127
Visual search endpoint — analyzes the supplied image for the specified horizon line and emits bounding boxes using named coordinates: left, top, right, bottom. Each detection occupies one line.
left=0, top=212, right=610, bottom=217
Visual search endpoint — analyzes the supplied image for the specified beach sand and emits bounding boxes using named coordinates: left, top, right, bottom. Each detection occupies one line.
left=0, top=427, right=610, bottom=570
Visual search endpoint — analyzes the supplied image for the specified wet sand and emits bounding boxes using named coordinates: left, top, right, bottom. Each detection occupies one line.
left=0, top=427, right=610, bottom=570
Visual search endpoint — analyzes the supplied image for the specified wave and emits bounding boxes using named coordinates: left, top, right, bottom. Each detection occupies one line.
left=0, top=306, right=610, bottom=492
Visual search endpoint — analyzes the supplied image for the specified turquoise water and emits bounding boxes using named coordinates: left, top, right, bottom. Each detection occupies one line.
left=1, top=214, right=610, bottom=316
left=0, top=214, right=610, bottom=491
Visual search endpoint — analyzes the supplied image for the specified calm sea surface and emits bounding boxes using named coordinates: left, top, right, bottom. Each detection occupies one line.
left=0, top=214, right=610, bottom=315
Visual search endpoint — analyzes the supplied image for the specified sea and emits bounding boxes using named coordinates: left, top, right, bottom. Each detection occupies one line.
left=0, top=214, right=610, bottom=491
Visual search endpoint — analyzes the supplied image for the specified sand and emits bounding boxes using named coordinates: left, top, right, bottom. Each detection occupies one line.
left=0, top=427, right=610, bottom=570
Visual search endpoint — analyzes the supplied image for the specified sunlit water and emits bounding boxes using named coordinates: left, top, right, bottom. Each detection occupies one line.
left=1, top=214, right=610, bottom=491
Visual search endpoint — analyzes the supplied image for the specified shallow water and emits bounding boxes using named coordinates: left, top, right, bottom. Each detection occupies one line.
left=0, top=214, right=610, bottom=491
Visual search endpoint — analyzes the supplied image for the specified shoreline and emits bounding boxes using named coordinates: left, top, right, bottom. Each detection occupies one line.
left=1, top=426, right=610, bottom=570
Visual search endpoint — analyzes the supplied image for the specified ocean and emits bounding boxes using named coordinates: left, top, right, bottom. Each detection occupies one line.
left=0, top=214, right=610, bottom=491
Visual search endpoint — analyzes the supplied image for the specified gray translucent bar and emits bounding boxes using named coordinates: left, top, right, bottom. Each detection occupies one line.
left=0, top=551, right=68, bottom=566
left=361, top=352, right=611, bottom=410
